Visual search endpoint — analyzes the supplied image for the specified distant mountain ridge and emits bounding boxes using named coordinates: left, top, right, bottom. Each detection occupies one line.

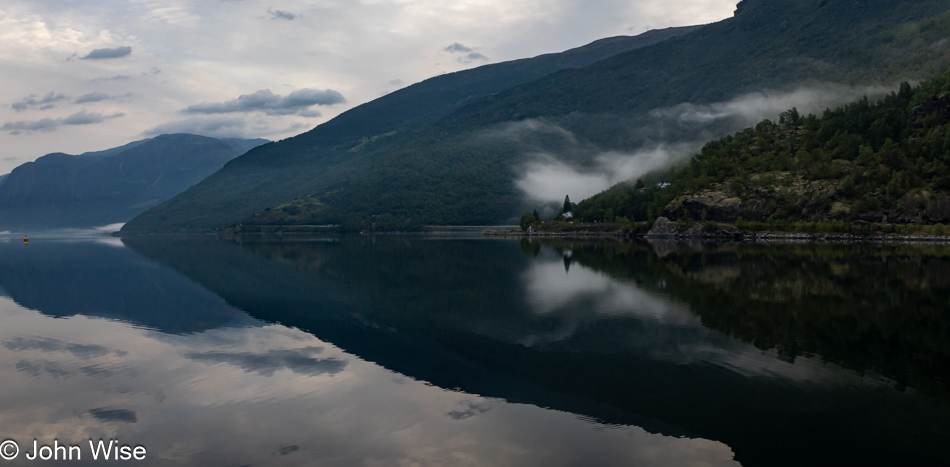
left=0, top=134, right=268, bottom=231
left=123, top=0, right=950, bottom=233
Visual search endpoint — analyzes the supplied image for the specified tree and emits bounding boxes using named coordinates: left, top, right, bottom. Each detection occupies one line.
left=563, top=195, right=572, bottom=214
left=533, top=209, right=541, bottom=221
left=634, top=179, right=645, bottom=190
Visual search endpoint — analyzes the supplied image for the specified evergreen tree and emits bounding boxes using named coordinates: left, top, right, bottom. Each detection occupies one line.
left=563, top=195, right=572, bottom=213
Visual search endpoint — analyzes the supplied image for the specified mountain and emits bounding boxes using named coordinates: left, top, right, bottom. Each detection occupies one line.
left=0, top=134, right=268, bottom=230
left=123, top=0, right=950, bottom=234
left=118, top=26, right=700, bottom=233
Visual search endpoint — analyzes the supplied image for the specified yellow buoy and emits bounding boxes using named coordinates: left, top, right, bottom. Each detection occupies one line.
left=23, top=236, right=28, bottom=244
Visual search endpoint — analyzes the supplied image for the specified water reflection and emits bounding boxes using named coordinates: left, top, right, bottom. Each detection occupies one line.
left=0, top=241, right=254, bottom=333
left=0, top=240, right=739, bottom=466
left=118, top=236, right=950, bottom=467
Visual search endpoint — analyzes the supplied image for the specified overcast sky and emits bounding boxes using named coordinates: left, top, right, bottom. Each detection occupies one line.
left=0, top=0, right=737, bottom=174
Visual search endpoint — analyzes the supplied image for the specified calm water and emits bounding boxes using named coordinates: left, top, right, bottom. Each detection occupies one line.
left=0, top=236, right=948, bottom=466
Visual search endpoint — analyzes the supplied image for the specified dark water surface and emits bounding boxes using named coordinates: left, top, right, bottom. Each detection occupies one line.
left=0, top=236, right=948, bottom=466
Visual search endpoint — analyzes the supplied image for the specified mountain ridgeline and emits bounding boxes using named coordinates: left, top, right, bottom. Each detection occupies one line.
left=123, top=0, right=950, bottom=233
left=0, top=134, right=267, bottom=230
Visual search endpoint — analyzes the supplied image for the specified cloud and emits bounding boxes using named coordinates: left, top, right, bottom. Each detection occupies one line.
left=508, top=84, right=896, bottom=205
left=81, top=46, right=132, bottom=60
left=649, top=84, right=893, bottom=127
left=91, top=75, right=130, bottom=82
left=63, top=110, right=123, bottom=125
left=444, top=43, right=489, bottom=63
left=143, top=116, right=248, bottom=138
left=516, top=144, right=696, bottom=204
left=182, top=88, right=345, bottom=116
left=74, top=92, right=111, bottom=104
left=444, top=42, right=473, bottom=53
left=462, top=52, right=489, bottom=63
left=296, top=109, right=322, bottom=118
left=74, top=92, right=131, bottom=104
left=268, top=8, right=296, bottom=20
left=12, top=92, right=68, bottom=111
left=2, top=118, right=64, bottom=133
left=2, top=110, right=124, bottom=134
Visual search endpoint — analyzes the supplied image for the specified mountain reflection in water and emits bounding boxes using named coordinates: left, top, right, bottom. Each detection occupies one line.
left=0, top=237, right=948, bottom=466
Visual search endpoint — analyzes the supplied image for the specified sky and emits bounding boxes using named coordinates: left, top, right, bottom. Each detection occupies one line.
left=0, top=0, right=738, bottom=174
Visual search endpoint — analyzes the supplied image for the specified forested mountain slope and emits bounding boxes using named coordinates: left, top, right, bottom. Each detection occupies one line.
left=579, top=70, right=950, bottom=227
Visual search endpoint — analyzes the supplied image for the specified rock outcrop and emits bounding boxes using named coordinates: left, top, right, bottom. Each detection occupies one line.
left=661, top=173, right=950, bottom=226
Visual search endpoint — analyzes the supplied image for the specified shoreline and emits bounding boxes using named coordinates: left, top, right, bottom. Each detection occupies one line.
left=481, top=228, right=950, bottom=244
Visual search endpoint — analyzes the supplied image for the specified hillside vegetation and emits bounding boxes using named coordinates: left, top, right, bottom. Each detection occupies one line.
left=124, top=0, right=950, bottom=233
left=576, top=69, right=950, bottom=228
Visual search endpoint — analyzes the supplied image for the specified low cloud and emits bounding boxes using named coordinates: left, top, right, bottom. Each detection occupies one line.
left=12, top=92, right=68, bottom=111
left=649, top=84, right=893, bottom=128
left=268, top=8, right=296, bottom=20
left=144, top=116, right=248, bottom=138
left=81, top=46, right=132, bottom=60
left=1, top=110, right=124, bottom=134
left=509, top=83, right=896, bottom=205
left=517, top=143, right=697, bottom=204
left=182, top=88, right=345, bottom=116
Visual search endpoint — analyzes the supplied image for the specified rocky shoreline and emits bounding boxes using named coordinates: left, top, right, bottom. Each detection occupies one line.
left=483, top=217, right=950, bottom=244
left=643, top=217, right=950, bottom=243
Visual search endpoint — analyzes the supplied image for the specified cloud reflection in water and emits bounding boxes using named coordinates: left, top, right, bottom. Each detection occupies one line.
left=0, top=295, right=738, bottom=467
